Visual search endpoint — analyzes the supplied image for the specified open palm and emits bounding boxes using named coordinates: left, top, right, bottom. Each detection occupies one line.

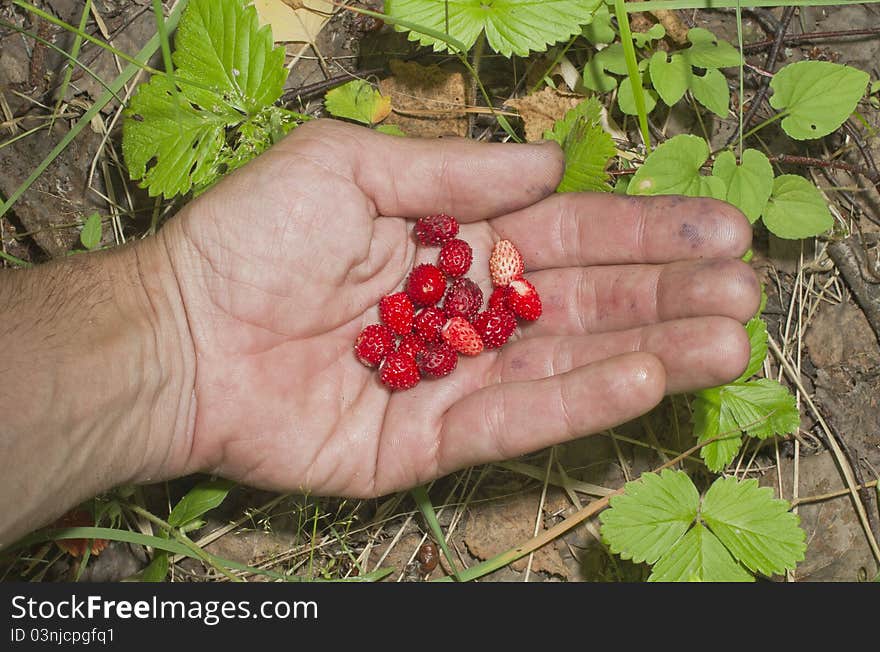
left=161, top=120, right=759, bottom=497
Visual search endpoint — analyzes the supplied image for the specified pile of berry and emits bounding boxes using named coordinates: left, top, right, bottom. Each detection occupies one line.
left=354, top=214, right=542, bottom=390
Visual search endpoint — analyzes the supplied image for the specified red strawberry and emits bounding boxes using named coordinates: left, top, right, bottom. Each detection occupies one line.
left=508, top=277, right=542, bottom=321
left=487, top=286, right=511, bottom=312
left=489, top=239, right=525, bottom=287
left=406, top=264, right=447, bottom=306
left=379, top=352, right=421, bottom=390
left=438, top=238, right=473, bottom=277
left=354, top=324, right=395, bottom=367
left=413, top=307, right=446, bottom=343
left=416, top=342, right=458, bottom=377
left=442, top=317, right=484, bottom=356
left=472, top=308, right=517, bottom=349
left=397, top=333, right=426, bottom=358
left=442, top=277, right=483, bottom=321
left=379, top=292, right=414, bottom=335
left=414, top=214, right=459, bottom=246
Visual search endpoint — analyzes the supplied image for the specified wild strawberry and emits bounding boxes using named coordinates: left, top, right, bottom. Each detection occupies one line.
left=379, top=292, right=414, bottom=335
left=416, top=342, right=458, bottom=377
left=406, top=264, right=447, bottom=306
left=413, top=307, right=446, bottom=343
left=438, top=238, right=472, bottom=277
left=354, top=324, right=395, bottom=367
left=473, top=308, right=517, bottom=349
left=487, top=286, right=511, bottom=312
left=442, top=277, right=483, bottom=321
left=508, top=277, right=542, bottom=321
left=414, top=213, right=458, bottom=246
left=489, top=239, right=525, bottom=287
left=379, top=352, right=421, bottom=390
left=442, top=317, right=484, bottom=356
left=397, top=333, right=427, bottom=358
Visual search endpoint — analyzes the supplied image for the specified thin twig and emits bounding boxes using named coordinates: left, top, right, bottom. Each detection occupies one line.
left=742, top=26, right=880, bottom=52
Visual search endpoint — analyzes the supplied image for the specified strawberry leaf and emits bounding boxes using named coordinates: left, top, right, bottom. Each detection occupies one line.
left=545, top=97, right=616, bottom=193
left=599, top=469, right=699, bottom=565
left=702, top=477, right=806, bottom=576
left=693, top=387, right=743, bottom=472
left=737, top=316, right=769, bottom=382
left=123, top=0, right=290, bottom=198
left=386, top=0, right=602, bottom=58
left=648, top=523, right=753, bottom=582
left=325, top=80, right=392, bottom=126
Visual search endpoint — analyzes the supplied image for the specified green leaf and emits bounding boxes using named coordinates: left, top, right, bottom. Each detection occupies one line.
left=683, top=27, right=742, bottom=69
left=582, top=4, right=615, bottom=45
left=769, top=61, right=869, bottom=140
left=648, top=523, right=753, bottom=582
left=129, top=552, right=169, bottom=582
left=693, top=387, right=743, bottom=472
left=596, top=42, right=628, bottom=75
left=324, top=80, right=392, bottom=126
left=628, top=134, right=723, bottom=198
left=385, top=0, right=602, bottom=58
left=722, top=379, right=800, bottom=440
left=633, top=23, right=665, bottom=48
left=712, top=149, right=773, bottom=223
left=690, top=68, right=729, bottom=117
left=871, top=80, right=880, bottom=95
left=649, top=52, right=690, bottom=106
left=599, top=469, right=700, bottom=565
left=618, top=75, right=657, bottom=116
left=762, top=174, right=834, bottom=239
left=702, top=476, right=806, bottom=576
left=168, top=479, right=235, bottom=529
left=123, top=0, right=290, bottom=198
left=545, top=97, right=616, bottom=193
left=375, top=124, right=406, bottom=136
left=80, top=212, right=102, bottom=250
left=583, top=56, right=618, bottom=92
left=737, top=316, right=768, bottom=381
left=173, top=0, right=287, bottom=113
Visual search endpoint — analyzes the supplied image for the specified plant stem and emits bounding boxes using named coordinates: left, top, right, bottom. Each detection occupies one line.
left=614, top=0, right=652, bottom=153
left=743, top=26, right=880, bottom=52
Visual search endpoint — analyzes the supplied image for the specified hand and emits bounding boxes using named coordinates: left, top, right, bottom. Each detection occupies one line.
left=156, top=119, right=759, bottom=497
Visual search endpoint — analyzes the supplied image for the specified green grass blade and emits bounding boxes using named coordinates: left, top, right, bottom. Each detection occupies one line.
left=151, top=0, right=174, bottom=76
left=614, top=0, right=651, bottom=153
left=411, top=485, right=461, bottom=581
left=51, top=0, right=92, bottom=131
left=0, top=1, right=189, bottom=224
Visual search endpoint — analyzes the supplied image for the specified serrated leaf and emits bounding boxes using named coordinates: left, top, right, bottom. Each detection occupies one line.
left=324, top=80, right=392, bottom=125
left=702, top=476, right=806, bottom=576
left=693, top=387, right=743, bottom=472
left=123, top=0, right=290, bottom=198
left=712, top=149, right=773, bottom=223
left=175, top=0, right=287, bottom=112
left=690, top=68, right=729, bottom=117
left=618, top=75, right=657, bottom=116
left=737, top=316, right=768, bottom=381
left=545, top=97, right=616, bottom=193
left=168, top=479, right=235, bottom=529
left=628, top=134, right=723, bottom=198
left=649, top=52, right=690, bottom=106
left=769, top=61, right=869, bottom=140
left=582, top=4, right=615, bottom=44
left=648, top=523, right=753, bottom=582
left=722, top=379, right=800, bottom=440
left=80, top=212, right=102, bottom=250
left=599, top=470, right=699, bottom=565
left=386, top=0, right=602, bottom=58
left=762, top=174, right=834, bottom=239
left=683, top=27, right=742, bottom=69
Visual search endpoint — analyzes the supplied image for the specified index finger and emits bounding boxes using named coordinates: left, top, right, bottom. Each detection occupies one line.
left=490, top=193, right=752, bottom=269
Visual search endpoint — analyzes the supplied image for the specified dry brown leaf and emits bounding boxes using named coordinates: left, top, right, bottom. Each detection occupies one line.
left=378, top=60, right=469, bottom=138
left=463, top=489, right=571, bottom=579
left=507, top=87, right=584, bottom=142
left=253, top=0, right=332, bottom=43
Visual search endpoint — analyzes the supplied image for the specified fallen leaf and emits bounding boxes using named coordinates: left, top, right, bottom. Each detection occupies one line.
left=378, top=60, right=468, bottom=138
left=254, top=0, right=333, bottom=43
left=52, top=509, right=108, bottom=558
left=507, top=87, right=584, bottom=142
